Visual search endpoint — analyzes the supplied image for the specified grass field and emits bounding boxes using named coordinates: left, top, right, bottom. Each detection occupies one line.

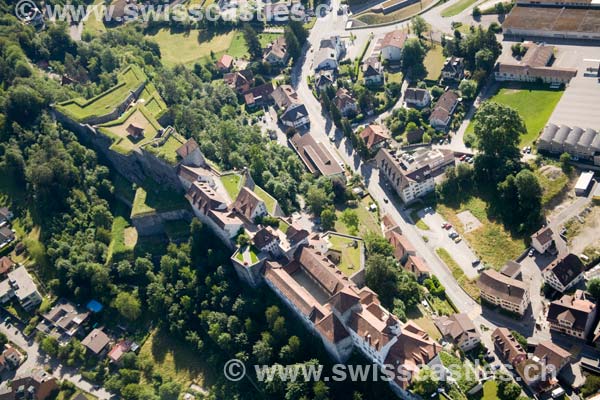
left=466, top=83, right=564, bottom=147
left=424, top=44, right=445, bottom=81
left=220, top=173, right=242, bottom=200
left=326, top=234, right=363, bottom=277
left=82, top=0, right=106, bottom=37
left=335, top=196, right=380, bottom=236
left=107, top=216, right=136, bottom=263
left=56, top=65, right=146, bottom=122
left=482, top=380, right=498, bottom=400
left=102, top=108, right=159, bottom=154
left=386, top=71, right=404, bottom=84
left=227, top=32, right=281, bottom=59
left=436, top=248, right=480, bottom=300
left=409, top=307, right=443, bottom=340
left=441, top=0, right=479, bottom=17
left=139, top=329, right=204, bottom=387
left=144, top=131, right=186, bottom=165
left=535, top=166, right=569, bottom=207
left=355, top=0, right=435, bottom=25
left=131, top=185, right=189, bottom=217
left=253, top=185, right=277, bottom=214
left=147, top=29, right=236, bottom=66
left=437, top=197, right=526, bottom=268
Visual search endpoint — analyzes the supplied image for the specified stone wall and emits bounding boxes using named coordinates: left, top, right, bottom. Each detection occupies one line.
left=132, top=209, right=192, bottom=236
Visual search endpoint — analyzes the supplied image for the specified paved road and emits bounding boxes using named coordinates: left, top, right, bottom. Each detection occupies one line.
left=0, top=319, right=111, bottom=399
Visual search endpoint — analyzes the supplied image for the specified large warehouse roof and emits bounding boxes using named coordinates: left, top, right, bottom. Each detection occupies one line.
left=504, top=5, right=600, bottom=34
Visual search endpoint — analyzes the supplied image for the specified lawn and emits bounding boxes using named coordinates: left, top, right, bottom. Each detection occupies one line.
left=424, top=44, right=445, bottom=81
left=441, top=0, right=479, bottom=17
left=220, top=173, right=242, bottom=200
left=408, top=306, right=442, bottom=340
left=437, top=197, right=527, bottom=268
left=326, top=234, right=363, bottom=277
left=107, top=216, right=136, bottom=263
left=82, top=0, right=106, bottom=37
left=56, top=65, right=146, bottom=122
left=535, top=166, right=569, bottom=207
left=146, top=29, right=236, bottom=66
left=466, top=83, right=564, bottom=147
left=410, top=209, right=430, bottom=230
left=235, top=245, right=260, bottom=264
left=436, top=248, right=480, bottom=300
left=139, top=329, right=204, bottom=387
left=355, top=0, right=435, bottom=25
left=439, top=351, right=479, bottom=394
left=100, top=107, right=160, bottom=155
left=227, top=31, right=281, bottom=59
left=482, top=380, right=498, bottom=400
left=131, top=184, right=189, bottom=218
left=253, top=185, right=277, bottom=214
left=386, top=71, right=404, bottom=84
left=334, top=196, right=381, bottom=236
left=144, top=130, right=186, bottom=165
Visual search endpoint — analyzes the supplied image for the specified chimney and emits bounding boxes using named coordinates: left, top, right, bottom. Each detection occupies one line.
left=507, top=284, right=511, bottom=296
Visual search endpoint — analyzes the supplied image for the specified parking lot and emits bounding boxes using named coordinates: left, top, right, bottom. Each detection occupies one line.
left=415, top=208, right=481, bottom=279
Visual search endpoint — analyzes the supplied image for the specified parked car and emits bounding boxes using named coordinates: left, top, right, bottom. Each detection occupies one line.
left=448, top=232, right=459, bottom=239
left=454, top=237, right=462, bottom=243
left=528, top=249, right=535, bottom=257
left=383, top=198, right=389, bottom=203
left=471, top=259, right=481, bottom=266
left=445, top=224, right=452, bottom=230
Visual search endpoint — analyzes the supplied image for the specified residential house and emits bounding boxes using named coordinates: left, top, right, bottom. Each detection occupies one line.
left=0, top=346, right=24, bottom=370
left=0, top=207, right=13, bottom=227
left=216, top=54, right=234, bottom=72
left=289, top=133, right=345, bottom=180
left=404, top=88, right=431, bottom=108
left=0, top=369, right=58, bottom=400
left=108, top=340, right=132, bottom=364
left=360, top=124, right=390, bottom=152
left=313, top=36, right=345, bottom=72
left=383, top=223, right=416, bottom=263
left=532, top=341, right=572, bottom=375
left=435, top=313, right=481, bottom=351
left=0, top=226, right=15, bottom=249
left=0, top=257, right=14, bottom=276
left=492, top=327, right=527, bottom=366
left=223, top=70, right=254, bottom=94
left=495, top=43, right=577, bottom=84
left=441, top=57, right=465, bottom=81
left=547, top=290, right=597, bottom=339
left=362, top=57, right=384, bottom=86
left=244, top=83, right=275, bottom=109
left=429, top=91, right=459, bottom=131
left=272, top=85, right=300, bottom=110
left=314, top=69, right=335, bottom=91
left=500, top=261, right=522, bottom=279
left=376, top=148, right=435, bottom=203
left=543, top=253, right=585, bottom=293
left=478, top=269, right=530, bottom=316
left=531, top=226, right=555, bottom=254
left=0, top=266, right=42, bottom=311
left=380, top=30, right=408, bottom=62
left=281, top=103, right=310, bottom=128
left=263, top=36, right=289, bottom=66
left=333, top=88, right=358, bottom=117
left=37, top=300, right=90, bottom=339
left=403, top=254, right=430, bottom=281
left=81, top=328, right=111, bottom=357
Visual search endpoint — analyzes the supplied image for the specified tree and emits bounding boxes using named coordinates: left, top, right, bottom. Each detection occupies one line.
left=306, top=185, right=331, bottom=215
left=475, top=48, right=495, bottom=72
left=559, top=152, right=572, bottom=174
left=321, top=207, right=337, bottom=231
left=411, top=16, right=428, bottom=38
left=472, top=6, right=481, bottom=17
left=498, top=379, right=522, bottom=400
left=6, top=85, right=45, bottom=124
left=582, top=374, right=600, bottom=398
left=365, top=254, right=398, bottom=307
left=242, top=23, right=262, bottom=60
left=114, top=291, right=141, bottom=321
left=284, top=26, right=301, bottom=61
left=340, top=209, right=359, bottom=234
left=401, top=38, right=426, bottom=82
left=0, top=332, right=7, bottom=349
left=412, top=366, right=439, bottom=397
left=159, top=381, right=181, bottom=400
left=459, top=79, right=478, bottom=100
left=587, top=278, right=600, bottom=299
